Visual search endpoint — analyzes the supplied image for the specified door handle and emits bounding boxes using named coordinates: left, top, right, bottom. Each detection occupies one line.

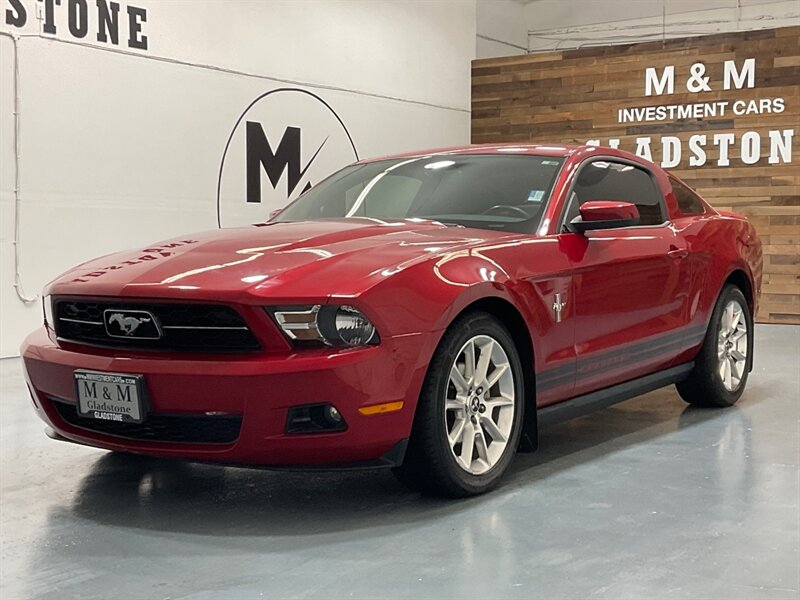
left=668, top=246, right=689, bottom=260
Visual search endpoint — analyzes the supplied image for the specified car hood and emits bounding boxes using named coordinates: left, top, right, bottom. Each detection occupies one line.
left=47, top=219, right=510, bottom=301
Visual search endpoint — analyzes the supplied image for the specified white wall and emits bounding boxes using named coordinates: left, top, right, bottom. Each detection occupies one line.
left=524, top=0, right=799, bottom=52
left=0, top=0, right=476, bottom=357
left=475, top=0, right=800, bottom=57
left=476, top=0, right=527, bottom=57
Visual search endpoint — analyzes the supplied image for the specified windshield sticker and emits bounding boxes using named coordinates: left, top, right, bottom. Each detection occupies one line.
left=527, top=190, right=545, bottom=202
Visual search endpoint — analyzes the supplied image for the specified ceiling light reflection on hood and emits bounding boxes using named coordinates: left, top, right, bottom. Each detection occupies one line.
left=241, top=275, right=269, bottom=284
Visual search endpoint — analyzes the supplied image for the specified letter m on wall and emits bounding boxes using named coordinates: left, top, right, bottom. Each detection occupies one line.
left=246, top=122, right=303, bottom=202
left=645, top=65, right=675, bottom=96
left=724, top=58, right=755, bottom=90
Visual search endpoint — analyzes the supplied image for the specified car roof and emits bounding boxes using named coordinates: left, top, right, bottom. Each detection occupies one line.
left=356, top=143, right=579, bottom=163
left=356, top=143, right=650, bottom=167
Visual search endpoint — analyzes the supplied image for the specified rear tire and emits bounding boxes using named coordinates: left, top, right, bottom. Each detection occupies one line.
left=394, top=312, right=525, bottom=497
left=677, top=285, right=753, bottom=407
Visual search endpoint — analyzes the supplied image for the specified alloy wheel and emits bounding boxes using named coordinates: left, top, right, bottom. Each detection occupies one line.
left=445, top=334, right=515, bottom=475
left=717, top=299, right=748, bottom=392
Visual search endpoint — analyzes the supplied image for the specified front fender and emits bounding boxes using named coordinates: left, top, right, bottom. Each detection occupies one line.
left=357, top=249, right=526, bottom=337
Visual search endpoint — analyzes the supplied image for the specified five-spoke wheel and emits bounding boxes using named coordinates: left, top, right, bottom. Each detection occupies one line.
left=446, top=335, right=515, bottom=475
left=395, top=312, right=525, bottom=497
left=677, top=284, right=753, bottom=407
left=717, top=300, right=748, bottom=392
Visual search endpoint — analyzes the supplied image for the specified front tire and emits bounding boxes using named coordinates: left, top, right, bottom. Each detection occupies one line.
left=395, top=312, right=525, bottom=497
left=677, top=285, right=753, bottom=407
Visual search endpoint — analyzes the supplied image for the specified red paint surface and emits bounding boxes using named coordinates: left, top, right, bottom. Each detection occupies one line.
left=579, top=200, right=640, bottom=223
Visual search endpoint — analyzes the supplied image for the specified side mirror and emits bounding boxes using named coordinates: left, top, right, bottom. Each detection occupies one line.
left=569, top=201, right=640, bottom=234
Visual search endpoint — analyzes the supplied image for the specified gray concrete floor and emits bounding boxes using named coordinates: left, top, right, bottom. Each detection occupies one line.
left=1, top=325, right=798, bottom=600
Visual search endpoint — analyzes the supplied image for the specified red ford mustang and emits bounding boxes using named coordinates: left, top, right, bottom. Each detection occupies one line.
left=21, top=144, right=762, bottom=497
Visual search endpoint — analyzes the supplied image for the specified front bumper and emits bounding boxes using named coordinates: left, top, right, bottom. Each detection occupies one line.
left=21, top=328, right=433, bottom=467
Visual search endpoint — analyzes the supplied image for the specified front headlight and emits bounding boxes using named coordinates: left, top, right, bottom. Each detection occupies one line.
left=268, top=305, right=379, bottom=347
left=333, top=306, right=376, bottom=346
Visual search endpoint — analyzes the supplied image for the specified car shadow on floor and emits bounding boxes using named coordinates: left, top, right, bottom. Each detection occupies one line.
left=62, top=386, right=753, bottom=538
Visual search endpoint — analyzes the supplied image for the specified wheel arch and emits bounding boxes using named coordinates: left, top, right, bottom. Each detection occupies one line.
left=724, top=268, right=755, bottom=317
left=706, top=268, right=756, bottom=375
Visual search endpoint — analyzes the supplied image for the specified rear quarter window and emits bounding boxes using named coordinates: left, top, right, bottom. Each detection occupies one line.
left=669, top=177, right=706, bottom=215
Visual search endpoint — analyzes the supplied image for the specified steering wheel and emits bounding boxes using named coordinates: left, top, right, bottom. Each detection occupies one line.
left=481, top=204, right=530, bottom=219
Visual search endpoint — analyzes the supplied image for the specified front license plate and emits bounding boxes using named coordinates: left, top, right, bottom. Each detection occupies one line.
left=74, top=370, right=145, bottom=424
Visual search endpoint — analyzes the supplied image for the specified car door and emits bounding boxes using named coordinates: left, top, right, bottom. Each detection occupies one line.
left=559, top=158, right=693, bottom=396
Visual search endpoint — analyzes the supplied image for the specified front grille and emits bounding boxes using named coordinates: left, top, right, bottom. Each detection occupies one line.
left=52, top=400, right=242, bottom=444
left=54, top=299, right=261, bottom=352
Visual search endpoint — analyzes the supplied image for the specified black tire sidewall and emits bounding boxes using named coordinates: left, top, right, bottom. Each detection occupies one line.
left=701, top=286, right=753, bottom=405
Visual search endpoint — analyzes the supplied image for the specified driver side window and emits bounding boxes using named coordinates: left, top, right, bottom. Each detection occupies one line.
left=563, top=160, right=666, bottom=228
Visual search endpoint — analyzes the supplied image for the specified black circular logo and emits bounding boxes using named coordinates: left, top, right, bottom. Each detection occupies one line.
left=216, top=88, right=358, bottom=228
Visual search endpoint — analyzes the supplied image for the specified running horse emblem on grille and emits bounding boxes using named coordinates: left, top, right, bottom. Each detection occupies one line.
left=108, top=313, right=151, bottom=336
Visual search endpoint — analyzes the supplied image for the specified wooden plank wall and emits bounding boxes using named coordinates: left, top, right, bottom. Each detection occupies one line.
left=472, top=26, right=800, bottom=324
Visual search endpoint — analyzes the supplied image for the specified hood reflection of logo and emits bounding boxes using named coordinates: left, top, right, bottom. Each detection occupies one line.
left=217, top=88, right=359, bottom=228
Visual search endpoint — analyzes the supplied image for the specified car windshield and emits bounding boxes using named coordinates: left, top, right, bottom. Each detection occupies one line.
left=272, top=154, right=564, bottom=233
